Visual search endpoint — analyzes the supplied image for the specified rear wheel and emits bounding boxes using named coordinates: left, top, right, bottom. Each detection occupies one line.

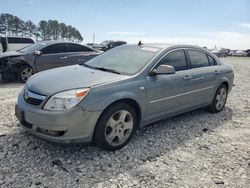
left=93, top=103, right=137, bottom=151
left=17, top=65, right=33, bottom=83
left=207, top=84, right=228, bottom=113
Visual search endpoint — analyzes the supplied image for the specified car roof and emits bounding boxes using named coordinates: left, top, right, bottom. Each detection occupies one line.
left=127, top=43, right=208, bottom=51
left=36, top=41, right=94, bottom=48
left=38, top=40, right=81, bottom=45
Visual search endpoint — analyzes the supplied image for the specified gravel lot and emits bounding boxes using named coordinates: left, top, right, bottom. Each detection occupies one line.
left=0, top=57, right=249, bottom=188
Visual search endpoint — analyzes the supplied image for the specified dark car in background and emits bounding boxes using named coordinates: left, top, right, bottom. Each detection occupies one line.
left=245, top=49, right=250, bottom=57
left=0, top=41, right=101, bottom=82
left=93, top=40, right=127, bottom=51
left=211, top=48, right=229, bottom=58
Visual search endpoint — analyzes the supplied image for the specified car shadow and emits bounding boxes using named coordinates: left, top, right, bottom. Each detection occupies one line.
left=0, top=107, right=233, bottom=186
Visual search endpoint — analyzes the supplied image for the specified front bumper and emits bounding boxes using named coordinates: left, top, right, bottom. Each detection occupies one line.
left=15, top=92, right=102, bottom=144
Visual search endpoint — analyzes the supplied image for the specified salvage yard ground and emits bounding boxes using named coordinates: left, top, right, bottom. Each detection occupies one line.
left=0, top=57, right=249, bottom=187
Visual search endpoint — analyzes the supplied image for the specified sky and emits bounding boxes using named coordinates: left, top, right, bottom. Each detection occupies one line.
left=0, top=0, right=250, bottom=49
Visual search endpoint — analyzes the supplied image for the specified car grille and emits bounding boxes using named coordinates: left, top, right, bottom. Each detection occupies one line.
left=25, top=97, right=44, bottom=105
left=24, top=87, right=46, bottom=106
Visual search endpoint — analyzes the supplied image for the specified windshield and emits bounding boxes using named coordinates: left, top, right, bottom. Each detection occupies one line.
left=18, top=42, right=48, bottom=53
left=84, top=46, right=160, bottom=75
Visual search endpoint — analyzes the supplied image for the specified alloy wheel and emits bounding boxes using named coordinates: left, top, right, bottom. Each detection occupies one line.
left=21, top=67, right=33, bottom=82
left=105, top=110, right=134, bottom=146
left=215, top=87, right=227, bottom=111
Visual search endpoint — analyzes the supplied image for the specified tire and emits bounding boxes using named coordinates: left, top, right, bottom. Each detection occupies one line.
left=17, top=65, right=33, bottom=83
left=207, top=84, right=228, bottom=113
left=93, top=103, right=138, bottom=151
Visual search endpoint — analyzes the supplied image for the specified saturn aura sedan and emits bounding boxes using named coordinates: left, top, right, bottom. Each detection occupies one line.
left=15, top=44, right=234, bottom=150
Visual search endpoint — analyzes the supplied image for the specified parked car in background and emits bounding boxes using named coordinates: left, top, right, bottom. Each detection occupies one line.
left=246, top=49, right=250, bottom=57
left=93, top=40, right=127, bottom=51
left=0, top=41, right=101, bottom=82
left=0, top=36, right=35, bottom=53
left=86, top=43, right=98, bottom=47
left=228, top=50, right=236, bottom=56
left=230, top=50, right=247, bottom=57
left=210, top=48, right=229, bottom=57
left=15, top=44, right=234, bottom=150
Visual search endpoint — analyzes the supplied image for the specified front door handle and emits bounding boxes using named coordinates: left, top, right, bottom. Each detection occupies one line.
left=60, top=56, right=67, bottom=59
left=193, top=76, right=204, bottom=81
left=78, top=59, right=86, bottom=62
left=214, top=70, right=218, bottom=75
left=183, top=75, right=192, bottom=81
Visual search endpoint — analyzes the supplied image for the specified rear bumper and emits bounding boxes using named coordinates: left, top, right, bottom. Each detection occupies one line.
left=15, top=92, right=102, bottom=143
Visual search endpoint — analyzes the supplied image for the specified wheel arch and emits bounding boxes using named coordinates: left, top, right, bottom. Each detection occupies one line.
left=220, top=81, right=229, bottom=90
left=91, top=98, right=142, bottom=143
left=215, top=76, right=230, bottom=93
left=14, top=60, right=33, bottom=69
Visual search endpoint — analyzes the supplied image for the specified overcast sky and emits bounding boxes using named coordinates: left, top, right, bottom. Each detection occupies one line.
left=1, top=0, right=250, bottom=49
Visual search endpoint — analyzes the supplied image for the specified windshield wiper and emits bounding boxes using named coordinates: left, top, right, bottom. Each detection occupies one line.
left=81, top=64, right=121, bottom=74
left=95, top=67, right=121, bottom=74
left=81, top=63, right=94, bottom=68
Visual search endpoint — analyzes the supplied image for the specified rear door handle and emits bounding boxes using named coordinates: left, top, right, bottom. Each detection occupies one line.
left=214, top=70, right=218, bottom=74
left=60, top=56, right=67, bottom=59
left=183, top=75, right=192, bottom=81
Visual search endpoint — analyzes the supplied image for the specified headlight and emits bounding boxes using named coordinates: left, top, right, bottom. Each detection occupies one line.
left=43, top=88, right=90, bottom=111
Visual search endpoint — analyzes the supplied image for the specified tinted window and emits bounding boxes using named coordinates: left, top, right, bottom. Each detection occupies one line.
left=67, top=43, right=93, bottom=52
left=7, top=37, right=34, bottom=44
left=41, top=43, right=67, bottom=54
left=158, top=50, right=187, bottom=71
left=188, top=50, right=209, bottom=68
left=207, top=55, right=217, bottom=65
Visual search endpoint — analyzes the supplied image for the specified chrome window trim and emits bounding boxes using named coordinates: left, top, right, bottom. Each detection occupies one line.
left=147, top=47, right=216, bottom=77
left=150, top=86, right=214, bottom=104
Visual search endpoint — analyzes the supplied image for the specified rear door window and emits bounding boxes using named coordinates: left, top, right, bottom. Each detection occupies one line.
left=41, top=43, right=68, bottom=54
left=66, top=43, right=93, bottom=52
left=188, top=50, right=209, bottom=68
left=157, top=50, right=188, bottom=71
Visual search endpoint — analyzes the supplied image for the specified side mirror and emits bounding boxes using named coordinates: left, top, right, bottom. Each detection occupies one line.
left=150, top=65, right=176, bottom=76
left=34, top=50, right=42, bottom=56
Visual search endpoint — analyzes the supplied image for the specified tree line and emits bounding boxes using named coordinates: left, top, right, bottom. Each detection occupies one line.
left=0, top=13, right=83, bottom=42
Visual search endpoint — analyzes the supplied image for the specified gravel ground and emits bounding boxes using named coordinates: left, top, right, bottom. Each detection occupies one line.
left=0, top=57, right=249, bottom=188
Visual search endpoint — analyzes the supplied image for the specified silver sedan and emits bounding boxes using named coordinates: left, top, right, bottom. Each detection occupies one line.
left=15, top=44, right=234, bottom=150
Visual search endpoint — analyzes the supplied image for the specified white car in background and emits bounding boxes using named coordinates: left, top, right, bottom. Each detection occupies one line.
left=0, top=36, right=35, bottom=53
left=230, top=50, right=247, bottom=57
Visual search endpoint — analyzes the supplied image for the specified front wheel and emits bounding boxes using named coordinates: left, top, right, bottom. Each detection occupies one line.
left=93, top=103, right=137, bottom=151
left=207, top=84, right=228, bottom=113
left=17, top=65, right=33, bottom=83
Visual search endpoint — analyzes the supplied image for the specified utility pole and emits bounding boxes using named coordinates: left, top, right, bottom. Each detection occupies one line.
left=93, top=33, right=95, bottom=44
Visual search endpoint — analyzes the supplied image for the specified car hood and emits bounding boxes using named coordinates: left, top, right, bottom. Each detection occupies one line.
left=27, top=65, right=128, bottom=96
left=0, top=51, right=24, bottom=59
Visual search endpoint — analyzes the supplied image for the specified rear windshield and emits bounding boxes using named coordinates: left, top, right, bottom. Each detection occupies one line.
left=85, top=46, right=160, bottom=75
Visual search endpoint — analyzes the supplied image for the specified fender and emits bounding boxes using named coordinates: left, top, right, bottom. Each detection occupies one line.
left=80, top=81, right=146, bottom=125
